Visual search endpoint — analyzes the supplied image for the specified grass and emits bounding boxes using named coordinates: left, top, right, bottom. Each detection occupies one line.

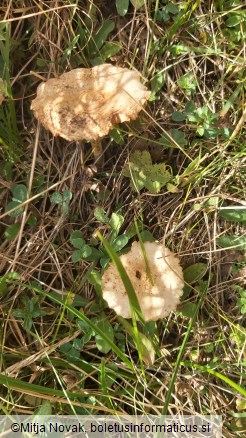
left=0, top=0, right=246, bottom=435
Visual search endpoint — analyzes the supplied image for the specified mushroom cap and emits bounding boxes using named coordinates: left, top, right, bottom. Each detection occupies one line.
left=102, top=241, right=184, bottom=321
left=31, top=64, right=150, bottom=141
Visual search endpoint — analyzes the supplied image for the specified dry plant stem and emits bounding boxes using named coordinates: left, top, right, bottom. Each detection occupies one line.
left=11, top=123, right=40, bottom=271
left=30, top=70, right=47, bottom=82
left=0, top=4, right=77, bottom=24
left=4, top=329, right=82, bottom=377
left=91, top=140, right=104, bottom=168
left=226, top=105, right=246, bottom=144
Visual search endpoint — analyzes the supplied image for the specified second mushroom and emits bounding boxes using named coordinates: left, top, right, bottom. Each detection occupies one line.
left=102, top=241, right=184, bottom=322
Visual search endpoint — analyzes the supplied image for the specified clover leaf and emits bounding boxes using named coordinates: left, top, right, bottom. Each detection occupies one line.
left=123, top=150, right=171, bottom=193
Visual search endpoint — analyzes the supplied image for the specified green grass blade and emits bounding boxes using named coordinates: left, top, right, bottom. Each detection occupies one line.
left=0, top=374, right=120, bottom=413
left=97, top=231, right=144, bottom=323
left=97, top=231, right=147, bottom=374
left=162, top=280, right=208, bottom=414
left=180, top=361, right=246, bottom=398
left=134, top=219, right=154, bottom=285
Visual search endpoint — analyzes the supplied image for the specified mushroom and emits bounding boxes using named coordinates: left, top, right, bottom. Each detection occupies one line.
left=102, top=241, right=184, bottom=321
left=31, top=64, right=150, bottom=161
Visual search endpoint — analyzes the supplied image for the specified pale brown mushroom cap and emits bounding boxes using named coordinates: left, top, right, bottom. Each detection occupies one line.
left=102, top=241, right=184, bottom=321
left=31, top=64, right=150, bottom=141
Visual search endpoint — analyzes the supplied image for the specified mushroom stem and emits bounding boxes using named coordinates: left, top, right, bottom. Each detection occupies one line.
left=91, top=140, right=104, bottom=168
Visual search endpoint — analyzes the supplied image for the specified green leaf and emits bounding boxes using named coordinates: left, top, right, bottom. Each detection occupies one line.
left=27, top=215, right=37, bottom=227
left=156, top=8, right=170, bottom=22
left=56, top=342, right=71, bottom=354
left=69, top=295, right=88, bottom=308
left=93, top=20, right=115, bottom=51
left=95, top=315, right=114, bottom=354
left=32, top=309, right=46, bottom=318
left=116, top=0, right=129, bottom=16
left=12, top=309, right=26, bottom=318
left=77, top=319, right=90, bottom=331
left=225, top=15, right=241, bottom=27
left=70, top=230, right=85, bottom=249
left=130, top=0, right=145, bottom=9
left=23, top=316, right=34, bottom=331
left=197, top=127, right=204, bottom=136
left=63, top=189, right=72, bottom=202
left=204, top=127, right=218, bottom=139
left=111, top=235, right=129, bottom=252
left=167, top=182, right=179, bottom=193
left=71, top=245, right=92, bottom=263
left=177, top=72, right=196, bottom=95
left=5, top=201, right=23, bottom=217
left=217, top=235, right=246, bottom=250
left=172, top=111, right=186, bottom=121
left=179, top=302, right=197, bottom=318
left=80, top=245, right=92, bottom=258
left=168, top=44, right=189, bottom=56
left=61, top=203, right=68, bottom=214
left=100, top=257, right=110, bottom=269
left=218, top=208, right=246, bottom=224
left=94, top=207, right=109, bottom=223
left=11, top=184, right=28, bottom=202
left=184, top=100, right=196, bottom=115
left=99, top=42, right=121, bottom=60
left=110, top=127, right=125, bottom=145
left=123, top=150, right=171, bottom=193
left=34, top=400, right=52, bottom=417
left=66, top=347, right=80, bottom=359
left=109, top=212, right=124, bottom=234
left=73, top=338, right=85, bottom=351
left=50, top=192, right=63, bottom=205
left=166, top=3, right=179, bottom=14
left=236, top=398, right=246, bottom=411
left=0, top=162, right=13, bottom=181
left=184, top=263, right=208, bottom=284
left=87, top=269, right=102, bottom=298
left=140, top=230, right=156, bottom=242
left=71, top=250, right=83, bottom=263
left=150, top=70, right=165, bottom=97
left=0, top=277, right=8, bottom=297
left=85, top=247, right=104, bottom=261
left=160, top=129, right=187, bottom=149
left=4, top=223, right=21, bottom=240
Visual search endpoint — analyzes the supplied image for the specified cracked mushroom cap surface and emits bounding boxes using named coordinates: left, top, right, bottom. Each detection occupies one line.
left=102, top=241, right=184, bottom=321
left=31, top=64, right=150, bottom=141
